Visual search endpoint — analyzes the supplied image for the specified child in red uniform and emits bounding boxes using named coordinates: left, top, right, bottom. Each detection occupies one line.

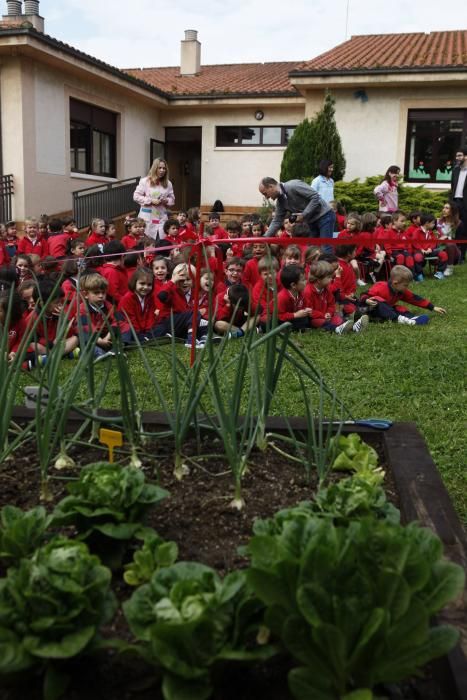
left=0, top=288, right=30, bottom=362
left=61, top=260, right=80, bottom=311
left=98, top=241, right=128, bottom=305
left=224, top=220, right=248, bottom=259
left=252, top=256, right=280, bottom=328
left=214, top=283, right=253, bottom=338
left=305, top=261, right=368, bottom=334
left=243, top=242, right=269, bottom=289
left=122, top=217, right=146, bottom=250
left=79, top=273, right=118, bottom=360
left=152, top=256, right=170, bottom=299
left=155, top=263, right=201, bottom=343
left=337, top=213, right=367, bottom=286
left=208, top=212, right=228, bottom=241
left=13, top=254, right=33, bottom=283
left=17, top=218, right=48, bottom=259
left=30, top=279, right=78, bottom=364
left=335, top=244, right=358, bottom=316
left=388, top=211, right=415, bottom=272
left=118, top=268, right=158, bottom=343
left=411, top=214, right=448, bottom=281
left=363, top=265, right=446, bottom=325
left=85, top=218, right=107, bottom=250
left=277, top=265, right=312, bottom=331
left=47, top=219, right=71, bottom=259
left=405, top=211, right=421, bottom=240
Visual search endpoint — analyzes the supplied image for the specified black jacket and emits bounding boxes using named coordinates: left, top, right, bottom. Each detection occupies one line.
left=451, top=165, right=467, bottom=207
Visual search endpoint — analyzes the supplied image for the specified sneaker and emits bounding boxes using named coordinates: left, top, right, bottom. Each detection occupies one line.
left=444, top=266, right=454, bottom=277
left=352, top=315, right=369, bottom=333
left=414, top=274, right=424, bottom=282
left=198, top=318, right=209, bottom=328
left=369, top=272, right=377, bottom=284
left=397, top=315, right=416, bottom=326
left=227, top=329, right=244, bottom=339
left=356, top=279, right=367, bottom=287
left=335, top=319, right=354, bottom=335
left=433, top=271, right=444, bottom=280
left=413, top=314, right=430, bottom=325
left=37, top=354, right=48, bottom=367
left=68, top=347, right=80, bottom=360
left=94, top=350, right=115, bottom=363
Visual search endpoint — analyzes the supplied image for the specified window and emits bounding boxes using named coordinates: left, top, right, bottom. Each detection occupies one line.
left=216, top=125, right=296, bottom=147
left=150, top=139, right=166, bottom=166
left=70, top=98, right=117, bottom=177
left=405, top=109, right=467, bottom=183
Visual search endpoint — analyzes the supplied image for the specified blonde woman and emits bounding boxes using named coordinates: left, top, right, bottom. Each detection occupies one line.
left=133, top=159, right=175, bottom=241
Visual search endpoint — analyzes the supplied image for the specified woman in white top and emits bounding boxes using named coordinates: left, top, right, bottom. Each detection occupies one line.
left=311, top=160, right=335, bottom=203
left=133, top=159, right=175, bottom=240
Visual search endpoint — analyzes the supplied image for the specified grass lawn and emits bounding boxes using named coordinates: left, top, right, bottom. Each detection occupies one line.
left=19, top=264, right=467, bottom=525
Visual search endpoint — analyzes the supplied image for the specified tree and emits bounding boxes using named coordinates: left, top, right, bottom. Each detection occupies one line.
left=280, top=118, right=316, bottom=182
left=280, top=91, right=346, bottom=182
left=313, top=91, right=346, bottom=181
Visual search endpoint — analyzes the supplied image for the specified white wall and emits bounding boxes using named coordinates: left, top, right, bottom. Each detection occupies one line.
left=3, top=57, right=163, bottom=220
left=304, top=86, right=467, bottom=182
left=162, top=104, right=305, bottom=207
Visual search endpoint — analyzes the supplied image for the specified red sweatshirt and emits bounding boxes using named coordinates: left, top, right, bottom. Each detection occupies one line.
left=17, top=236, right=48, bottom=259
left=118, top=291, right=157, bottom=334
left=242, top=258, right=261, bottom=289
left=252, top=279, right=276, bottom=322
left=155, top=280, right=191, bottom=321
left=121, top=234, right=142, bottom=250
left=367, top=281, right=433, bottom=311
left=277, top=287, right=307, bottom=321
left=47, top=233, right=71, bottom=258
left=304, top=283, right=336, bottom=320
left=98, top=263, right=128, bottom=304
left=337, top=259, right=357, bottom=297
left=85, top=231, right=107, bottom=248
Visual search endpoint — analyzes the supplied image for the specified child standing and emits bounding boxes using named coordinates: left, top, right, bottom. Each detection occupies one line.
left=363, top=265, right=446, bottom=325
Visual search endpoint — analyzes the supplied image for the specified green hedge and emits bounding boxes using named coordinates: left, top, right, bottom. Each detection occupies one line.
left=309, top=176, right=449, bottom=216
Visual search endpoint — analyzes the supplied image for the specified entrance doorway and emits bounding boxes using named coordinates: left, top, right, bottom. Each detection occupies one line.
left=165, top=127, right=201, bottom=211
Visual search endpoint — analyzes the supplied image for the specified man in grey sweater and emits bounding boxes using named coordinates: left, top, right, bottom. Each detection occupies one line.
left=259, top=177, right=336, bottom=240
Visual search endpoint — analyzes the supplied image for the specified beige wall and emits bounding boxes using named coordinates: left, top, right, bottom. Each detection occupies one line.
left=162, top=104, right=305, bottom=208
left=304, top=86, right=467, bottom=182
left=1, top=57, right=163, bottom=220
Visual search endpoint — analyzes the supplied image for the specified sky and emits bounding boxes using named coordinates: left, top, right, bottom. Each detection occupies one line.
left=33, top=0, right=467, bottom=69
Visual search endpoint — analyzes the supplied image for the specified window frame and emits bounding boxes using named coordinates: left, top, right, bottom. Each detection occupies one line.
left=216, top=125, right=296, bottom=147
left=404, top=108, right=467, bottom=184
left=70, top=98, right=117, bottom=178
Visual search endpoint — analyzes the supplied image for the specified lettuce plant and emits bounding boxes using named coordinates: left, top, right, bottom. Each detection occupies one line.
left=246, top=514, right=464, bottom=699
left=123, top=562, right=276, bottom=700
left=0, top=505, right=52, bottom=564
left=123, top=532, right=178, bottom=586
left=0, top=538, right=116, bottom=697
left=52, top=462, right=169, bottom=567
left=330, top=433, right=379, bottom=475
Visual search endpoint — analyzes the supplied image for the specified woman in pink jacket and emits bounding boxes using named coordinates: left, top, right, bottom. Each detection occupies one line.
left=374, top=165, right=400, bottom=213
left=133, top=159, right=175, bottom=241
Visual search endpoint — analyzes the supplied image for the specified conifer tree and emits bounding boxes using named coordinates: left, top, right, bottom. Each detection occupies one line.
left=313, top=91, right=346, bottom=181
left=280, top=118, right=316, bottom=181
left=280, top=91, right=346, bottom=182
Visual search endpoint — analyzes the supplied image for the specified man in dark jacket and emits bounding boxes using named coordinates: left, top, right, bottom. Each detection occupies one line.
left=451, top=148, right=467, bottom=223
left=259, top=177, right=335, bottom=241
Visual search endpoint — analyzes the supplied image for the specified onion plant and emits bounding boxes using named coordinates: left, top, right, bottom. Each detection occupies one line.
left=130, top=319, right=214, bottom=480
left=31, top=307, right=99, bottom=500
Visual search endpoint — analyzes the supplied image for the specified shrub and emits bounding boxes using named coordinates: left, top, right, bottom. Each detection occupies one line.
left=333, top=177, right=448, bottom=216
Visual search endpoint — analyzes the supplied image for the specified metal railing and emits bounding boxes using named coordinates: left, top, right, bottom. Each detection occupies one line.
left=0, top=174, right=14, bottom=223
left=72, top=176, right=140, bottom=228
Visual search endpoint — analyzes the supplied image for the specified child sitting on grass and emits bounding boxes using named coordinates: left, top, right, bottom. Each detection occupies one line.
left=277, top=264, right=312, bottom=331
left=214, top=284, right=255, bottom=338
left=362, top=265, right=446, bottom=326
left=252, top=255, right=280, bottom=328
left=305, top=261, right=368, bottom=334
left=118, top=267, right=158, bottom=344
left=30, top=279, right=79, bottom=365
left=78, top=273, right=117, bottom=360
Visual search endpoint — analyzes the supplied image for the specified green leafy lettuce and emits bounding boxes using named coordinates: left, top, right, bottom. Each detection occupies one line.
left=0, top=537, right=116, bottom=694
left=0, top=505, right=52, bottom=563
left=246, top=512, right=464, bottom=699
left=52, top=462, right=169, bottom=567
left=124, top=532, right=179, bottom=586
left=123, top=561, right=276, bottom=700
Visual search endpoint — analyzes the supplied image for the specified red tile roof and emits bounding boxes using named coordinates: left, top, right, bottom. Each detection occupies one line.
left=293, top=31, right=467, bottom=73
left=124, top=62, right=301, bottom=97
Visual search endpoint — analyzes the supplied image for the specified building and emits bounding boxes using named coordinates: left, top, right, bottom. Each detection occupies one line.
left=0, top=1, right=466, bottom=224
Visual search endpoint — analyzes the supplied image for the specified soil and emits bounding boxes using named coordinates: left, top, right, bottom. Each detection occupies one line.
left=0, top=433, right=446, bottom=700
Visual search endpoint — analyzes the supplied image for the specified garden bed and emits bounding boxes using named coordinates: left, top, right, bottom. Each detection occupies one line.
left=1, top=411, right=466, bottom=700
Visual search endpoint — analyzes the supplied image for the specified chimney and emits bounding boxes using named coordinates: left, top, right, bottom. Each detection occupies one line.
left=2, top=1, right=44, bottom=31
left=180, top=29, right=201, bottom=76
left=23, top=0, right=44, bottom=32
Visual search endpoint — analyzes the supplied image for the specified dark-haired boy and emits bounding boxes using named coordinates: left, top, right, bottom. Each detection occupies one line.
left=30, top=279, right=78, bottom=363
left=411, top=214, right=448, bottom=280
left=277, top=264, right=312, bottom=330
left=98, top=240, right=128, bottom=304
left=214, top=283, right=254, bottom=337
left=47, top=218, right=71, bottom=259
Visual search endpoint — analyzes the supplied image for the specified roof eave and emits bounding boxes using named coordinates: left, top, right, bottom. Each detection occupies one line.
left=290, top=65, right=467, bottom=78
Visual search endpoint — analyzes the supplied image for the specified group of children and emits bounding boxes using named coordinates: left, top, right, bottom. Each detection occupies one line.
left=0, top=204, right=449, bottom=366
